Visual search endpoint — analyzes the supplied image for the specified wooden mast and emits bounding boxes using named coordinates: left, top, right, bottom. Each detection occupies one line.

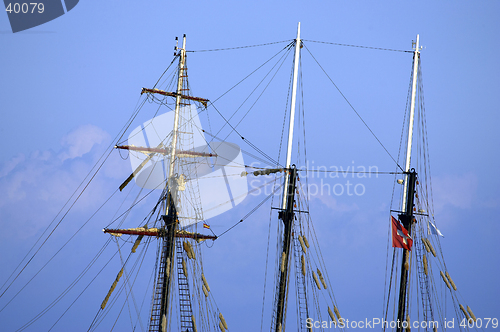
left=157, top=34, right=187, bottom=332
left=274, top=22, right=301, bottom=332
left=396, top=35, right=420, bottom=332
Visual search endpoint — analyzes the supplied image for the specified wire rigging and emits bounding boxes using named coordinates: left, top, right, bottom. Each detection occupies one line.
left=5, top=33, right=439, bottom=331
left=303, top=43, right=404, bottom=172
left=303, top=39, right=412, bottom=53
left=187, top=40, right=292, bottom=53
left=204, top=42, right=295, bottom=167
left=216, top=179, right=283, bottom=239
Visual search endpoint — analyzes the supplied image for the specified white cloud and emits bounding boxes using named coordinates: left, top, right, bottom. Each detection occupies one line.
left=58, top=124, right=109, bottom=162
left=0, top=125, right=116, bottom=239
left=0, top=154, right=25, bottom=178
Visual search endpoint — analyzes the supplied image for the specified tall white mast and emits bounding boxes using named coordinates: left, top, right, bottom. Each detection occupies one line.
left=402, top=35, right=420, bottom=209
left=282, top=22, right=301, bottom=209
left=168, top=35, right=187, bottom=195
left=273, top=23, right=302, bottom=332
left=395, top=35, right=421, bottom=331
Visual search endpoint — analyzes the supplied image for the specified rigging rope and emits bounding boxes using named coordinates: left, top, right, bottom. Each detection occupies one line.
left=0, top=146, right=116, bottom=299
left=187, top=40, right=292, bottom=53
left=210, top=102, right=282, bottom=167
left=152, top=57, right=177, bottom=89
left=303, top=43, right=404, bottom=172
left=204, top=43, right=295, bottom=167
left=16, top=237, right=115, bottom=331
left=300, top=169, right=403, bottom=176
left=216, top=180, right=283, bottom=238
left=303, top=39, right=412, bottom=53
left=383, top=47, right=416, bottom=325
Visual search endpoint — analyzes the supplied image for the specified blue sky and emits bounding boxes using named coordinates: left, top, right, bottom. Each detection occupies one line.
left=1, top=1, right=499, bottom=331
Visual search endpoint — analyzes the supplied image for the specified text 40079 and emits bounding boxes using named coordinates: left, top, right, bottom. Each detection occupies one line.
left=461, top=318, right=498, bottom=329
left=5, top=3, right=44, bottom=14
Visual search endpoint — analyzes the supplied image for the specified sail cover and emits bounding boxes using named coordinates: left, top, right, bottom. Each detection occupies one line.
left=127, top=105, right=248, bottom=227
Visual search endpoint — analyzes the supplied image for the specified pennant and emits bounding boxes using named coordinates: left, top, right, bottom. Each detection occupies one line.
left=391, top=216, right=413, bottom=250
left=203, top=223, right=210, bottom=229
left=428, top=220, right=444, bottom=237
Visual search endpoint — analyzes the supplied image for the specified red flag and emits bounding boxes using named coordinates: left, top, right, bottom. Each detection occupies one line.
left=203, top=223, right=210, bottom=229
left=391, top=216, right=413, bottom=250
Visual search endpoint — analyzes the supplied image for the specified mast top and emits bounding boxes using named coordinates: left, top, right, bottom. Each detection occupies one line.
left=174, top=34, right=187, bottom=53
left=413, top=34, right=421, bottom=54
